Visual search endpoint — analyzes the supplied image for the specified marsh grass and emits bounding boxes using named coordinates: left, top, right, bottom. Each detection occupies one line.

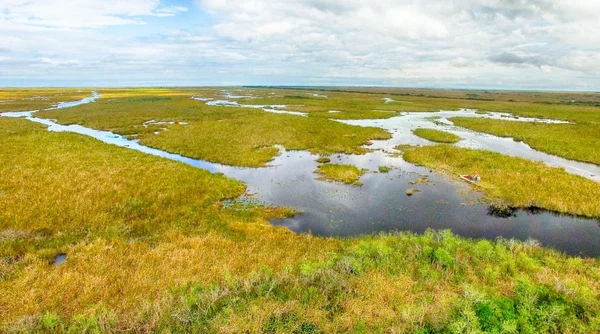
left=413, top=128, right=462, bottom=143
left=3, top=89, right=600, bottom=332
left=0, top=89, right=92, bottom=112
left=378, top=165, right=392, bottom=173
left=37, top=90, right=391, bottom=167
left=314, top=164, right=366, bottom=185
left=400, top=145, right=600, bottom=217
left=0, top=117, right=339, bottom=330
left=451, top=117, right=600, bottom=165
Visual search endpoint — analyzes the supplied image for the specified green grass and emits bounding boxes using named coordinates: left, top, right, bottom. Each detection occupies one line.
left=400, top=145, right=600, bottom=217
left=451, top=117, right=600, bottom=165
left=314, top=164, right=366, bottom=185
left=37, top=90, right=391, bottom=167
left=378, top=165, right=392, bottom=173
left=316, top=157, right=331, bottom=164
left=413, top=128, right=462, bottom=143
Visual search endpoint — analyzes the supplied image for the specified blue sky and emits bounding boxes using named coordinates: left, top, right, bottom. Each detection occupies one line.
left=1, top=0, right=599, bottom=90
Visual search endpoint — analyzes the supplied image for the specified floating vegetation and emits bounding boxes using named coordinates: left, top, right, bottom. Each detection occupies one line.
left=315, top=163, right=366, bottom=186
left=487, top=204, right=518, bottom=218
left=406, top=188, right=421, bottom=196
left=378, top=165, right=392, bottom=173
left=410, top=175, right=429, bottom=185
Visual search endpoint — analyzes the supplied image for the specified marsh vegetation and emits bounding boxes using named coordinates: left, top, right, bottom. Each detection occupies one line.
left=1, top=87, right=600, bottom=332
left=315, top=163, right=366, bottom=185
left=413, top=128, right=462, bottom=143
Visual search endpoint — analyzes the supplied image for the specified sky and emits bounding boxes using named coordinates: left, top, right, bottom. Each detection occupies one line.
left=1, top=0, right=599, bottom=90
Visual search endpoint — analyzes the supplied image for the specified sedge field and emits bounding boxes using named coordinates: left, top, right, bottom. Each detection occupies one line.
left=1, top=87, right=600, bottom=333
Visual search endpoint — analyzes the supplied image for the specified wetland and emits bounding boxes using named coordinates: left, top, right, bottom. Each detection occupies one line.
left=2, top=87, right=600, bottom=332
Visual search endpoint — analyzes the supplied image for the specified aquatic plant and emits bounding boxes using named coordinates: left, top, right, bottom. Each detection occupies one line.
left=413, top=128, right=462, bottom=144
left=378, top=165, right=392, bottom=173
left=314, top=164, right=366, bottom=186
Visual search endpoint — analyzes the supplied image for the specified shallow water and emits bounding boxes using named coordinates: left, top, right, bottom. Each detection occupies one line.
left=54, top=253, right=67, bottom=266
left=339, top=110, right=600, bottom=182
left=224, top=149, right=600, bottom=257
left=204, top=98, right=308, bottom=116
left=3, top=94, right=600, bottom=256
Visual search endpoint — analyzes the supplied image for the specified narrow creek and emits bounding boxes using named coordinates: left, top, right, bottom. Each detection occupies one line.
left=2, top=92, right=600, bottom=256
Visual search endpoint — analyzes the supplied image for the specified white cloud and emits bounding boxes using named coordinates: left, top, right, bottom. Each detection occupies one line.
left=37, top=57, right=81, bottom=67
left=193, top=0, right=600, bottom=87
left=0, top=0, right=187, bottom=29
left=0, top=0, right=599, bottom=88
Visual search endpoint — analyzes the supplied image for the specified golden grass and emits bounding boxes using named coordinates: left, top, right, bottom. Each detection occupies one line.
left=400, top=145, right=600, bottom=217
left=314, top=164, right=366, bottom=185
left=0, top=89, right=92, bottom=112
left=413, top=128, right=462, bottom=143
left=37, top=90, right=391, bottom=167
left=0, top=117, right=340, bottom=329
left=2, top=91, right=600, bottom=332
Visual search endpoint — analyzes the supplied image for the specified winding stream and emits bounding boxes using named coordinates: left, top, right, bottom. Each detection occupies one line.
left=2, top=92, right=600, bottom=256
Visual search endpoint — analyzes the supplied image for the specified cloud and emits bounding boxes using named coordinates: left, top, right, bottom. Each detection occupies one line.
left=0, top=0, right=188, bottom=29
left=450, top=57, right=474, bottom=68
left=0, top=0, right=599, bottom=88
left=39, top=57, right=81, bottom=67
left=489, top=52, right=546, bottom=67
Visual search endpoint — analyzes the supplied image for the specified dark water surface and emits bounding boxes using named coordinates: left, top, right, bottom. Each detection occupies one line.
left=225, top=148, right=600, bottom=257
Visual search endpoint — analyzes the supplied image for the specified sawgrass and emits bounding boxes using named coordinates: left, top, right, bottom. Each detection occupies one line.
left=37, top=90, right=391, bottom=167
left=451, top=117, right=600, bottom=165
left=400, top=145, right=600, bottom=217
left=0, top=117, right=336, bottom=329
left=413, top=128, right=462, bottom=143
left=1, top=118, right=600, bottom=332
left=3, top=89, right=600, bottom=332
left=315, top=164, right=366, bottom=185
